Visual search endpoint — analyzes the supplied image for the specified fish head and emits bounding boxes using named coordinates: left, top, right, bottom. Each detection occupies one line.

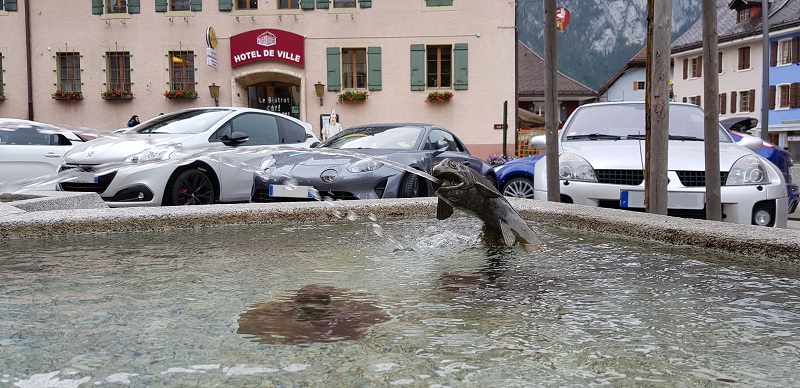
left=431, top=158, right=476, bottom=195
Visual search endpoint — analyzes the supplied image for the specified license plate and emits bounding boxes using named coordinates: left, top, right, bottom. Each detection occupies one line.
left=620, top=190, right=705, bottom=210
left=269, top=184, right=314, bottom=199
left=74, top=172, right=98, bottom=183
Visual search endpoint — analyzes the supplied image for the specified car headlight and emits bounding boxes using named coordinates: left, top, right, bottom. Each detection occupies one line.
left=559, top=153, right=597, bottom=182
left=726, top=154, right=770, bottom=186
left=122, top=145, right=177, bottom=164
left=348, top=158, right=383, bottom=173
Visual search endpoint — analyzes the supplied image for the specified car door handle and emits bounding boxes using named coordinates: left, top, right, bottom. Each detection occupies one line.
left=44, top=152, right=62, bottom=158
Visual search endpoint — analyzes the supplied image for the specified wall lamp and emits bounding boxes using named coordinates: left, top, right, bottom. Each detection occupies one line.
left=314, top=82, right=325, bottom=106
left=208, top=83, right=220, bottom=107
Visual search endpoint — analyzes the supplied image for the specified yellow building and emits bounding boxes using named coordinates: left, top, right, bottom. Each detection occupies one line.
left=0, top=0, right=516, bottom=158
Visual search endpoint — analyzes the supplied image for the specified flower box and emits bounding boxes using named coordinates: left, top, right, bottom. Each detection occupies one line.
left=101, top=89, right=134, bottom=100
left=163, top=89, right=198, bottom=100
left=425, top=91, right=453, bottom=103
left=337, top=90, right=368, bottom=103
left=52, top=90, right=84, bottom=101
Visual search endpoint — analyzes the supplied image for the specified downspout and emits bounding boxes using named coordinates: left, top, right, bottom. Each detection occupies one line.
left=24, top=0, right=34, bottom=120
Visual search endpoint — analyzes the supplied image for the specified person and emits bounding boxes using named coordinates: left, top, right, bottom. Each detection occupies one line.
left=321, top=110, right=342, bottom=141
left=127, top=115, right=140, bottom=127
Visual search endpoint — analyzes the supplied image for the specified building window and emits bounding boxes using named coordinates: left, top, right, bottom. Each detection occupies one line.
left=719, top=93, right=727, bottom=114
left=333, top=0, right=356, bottom=8
left=690, top=56, right=702, bottom=78
left=342, top=48, right=366, bottom=89
left=633, top=81, right=645, bottom=90
left=718, top=51, right=723, bottom=74
left=427, top=45, right=452, bottom=88
left=426, top=0, right=454, bottom=6
left=737, top=8, right=749, bottom=22
left=57, top=52, right=81, bottom=92
left=107, top=0, right=127, bottom=14
left=278, top=0, right=300, bottom=9
left=169, top=50, right=195, bottom=91
left=738, top=46, right=751, bottom=70
left=689, top=95, right=701, bottom=106
left=236, top=0, right=257, bottom=10
left=171, top=0, right=190, bottom=11
left=778, top=84, right=791, bottom=109
left=778, top=39, right=796, bottom=66
left=106, top=51, right=131, bottom=93
left=739, top=90, right=755, bottom=112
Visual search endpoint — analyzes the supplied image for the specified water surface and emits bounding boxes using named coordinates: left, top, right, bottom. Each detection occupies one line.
left=1, top=217, right=799, bottom=387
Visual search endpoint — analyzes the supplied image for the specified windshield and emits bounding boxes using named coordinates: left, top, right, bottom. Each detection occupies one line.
left=325, top=125, right=424, bottom=150
left=562, top=104, right=732, bottom=143
left=134, top=109, right=231, bottom=135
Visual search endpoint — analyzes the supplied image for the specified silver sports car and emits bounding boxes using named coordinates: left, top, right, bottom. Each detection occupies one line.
left=251, top=123, right=495, bottom=202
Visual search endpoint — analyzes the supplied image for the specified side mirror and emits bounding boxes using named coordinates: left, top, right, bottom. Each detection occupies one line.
left=432, top=139, right=450, bottom=156
left=222, top=131, right=250, bottom=146
left=529, top=135, right=547, bottom=149
left=310, top=141, right=321, bottom=148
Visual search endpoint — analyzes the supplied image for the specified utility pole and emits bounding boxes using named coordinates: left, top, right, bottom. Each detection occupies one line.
left=544, top=0, right=560, bottom=202
left=703, top=0, right=722, bottom=221
left=645, top=0, right=670, bottom=215
left=761, top=0, right=770, bottom=141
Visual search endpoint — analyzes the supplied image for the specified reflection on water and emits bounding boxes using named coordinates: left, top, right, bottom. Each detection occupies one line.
left=237, top=284, right=390, bottom=345
left=1, top=217, right=800, bottom=386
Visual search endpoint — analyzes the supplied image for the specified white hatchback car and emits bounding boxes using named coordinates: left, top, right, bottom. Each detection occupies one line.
left=58, top=107, right=320, bottom=206
left=532, top=102, right=788, bottom=228
left=0, top=118, right=88, bottom=191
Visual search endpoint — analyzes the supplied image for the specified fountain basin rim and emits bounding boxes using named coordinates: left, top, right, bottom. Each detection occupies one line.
left=1, top=195, right=799, bottom=262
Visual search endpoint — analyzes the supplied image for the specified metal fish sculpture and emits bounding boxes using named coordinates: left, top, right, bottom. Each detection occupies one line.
left=431, top=158, right=543, bottom=252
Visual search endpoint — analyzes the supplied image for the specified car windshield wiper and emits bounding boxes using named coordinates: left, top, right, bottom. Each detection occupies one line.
left=566, top=133, right=622, bottom=140
left=669, top=135, right=704, bottom=141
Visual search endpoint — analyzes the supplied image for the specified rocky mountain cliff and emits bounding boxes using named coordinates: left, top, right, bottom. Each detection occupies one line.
left=518, top=0, right=702, bottom=90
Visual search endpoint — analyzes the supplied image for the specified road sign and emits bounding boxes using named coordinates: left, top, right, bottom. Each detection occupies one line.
left=494, top=124, right=506, bottom=130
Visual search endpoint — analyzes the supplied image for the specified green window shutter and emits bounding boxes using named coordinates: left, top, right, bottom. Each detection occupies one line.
left=317, top=0, right=329, bottom=9
left=367, top=47, right=382, bottom=91
left=191, top=0, right=202, bottom=11
left=219, top=0, right=233, bottom=11
left=91, top=0, right=103, bottom=15
left=4, top=0, right=16, bottom=11
left=155, top=0, right=167, bottom=12
left=359, top=0, right=372, bottom=8
left=453, top=43, right=468, bottom=90
left=410, top=44, right=425, bottom=91
left=300, top=0, right=315, bottom=9
left=128, top=0, right=140, bottom=14
left=327, top=47, right=341, bottom=92
left=426, top=0, right=452, bottom=6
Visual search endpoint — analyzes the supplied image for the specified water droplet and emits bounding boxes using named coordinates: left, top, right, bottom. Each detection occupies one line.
left=368, top=213, right=377, bottom=221
left=346, top=211, right=357, bottom=221
left=371, top=223, right=384, bottom=237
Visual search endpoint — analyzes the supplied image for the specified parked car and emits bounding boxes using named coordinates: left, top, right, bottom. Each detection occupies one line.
left=251, top=123, right=495, bottom=202
left=57, top=107, right=320, bottom=206
left=722, top=117, right=798, bottom=213
left=529, top=101, right=789, bottom=227
left=0, top=118, right=88, bottom=191
left=494, top=154, right=545, bottom=199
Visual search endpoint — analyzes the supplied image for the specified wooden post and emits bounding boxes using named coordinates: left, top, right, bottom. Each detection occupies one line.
left=544, top=0, right=560, bottom=202
left=646, top=0, right=670, bottom=215
left=703, top=0, right=722, bottom=221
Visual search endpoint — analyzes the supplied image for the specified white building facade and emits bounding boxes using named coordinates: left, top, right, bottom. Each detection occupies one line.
left=0, top=0, right=516, bottom=158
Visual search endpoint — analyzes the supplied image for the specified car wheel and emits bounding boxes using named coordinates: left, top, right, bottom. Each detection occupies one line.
left=398, top=173, right=420, bottom=198
left=502, top=177, right=535, bottom=199
left=485, top=174, right=498, bottom=189
left=168, top=168, right=215, bottom=205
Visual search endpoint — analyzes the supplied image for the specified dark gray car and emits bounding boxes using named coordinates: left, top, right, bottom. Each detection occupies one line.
left=251, top=123, right=495, bottom=201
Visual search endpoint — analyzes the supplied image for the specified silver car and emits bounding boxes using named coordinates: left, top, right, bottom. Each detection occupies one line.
left=531, top=102, right=789, bottom=227
left=0, top=118, right=88, bottom=191
left=58, top=107, right=320, bottom=206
